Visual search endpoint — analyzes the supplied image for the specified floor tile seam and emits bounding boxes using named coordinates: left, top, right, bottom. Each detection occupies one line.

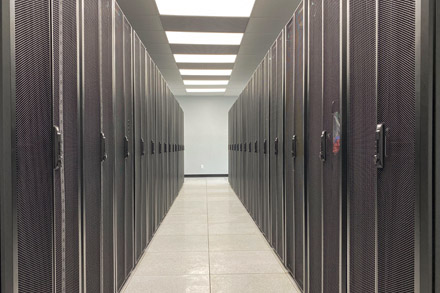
left=128, top=274, right=211, bottom=278
left=205, top=179, right=212, bottom=293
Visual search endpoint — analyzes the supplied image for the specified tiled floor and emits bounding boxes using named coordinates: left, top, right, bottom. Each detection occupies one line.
left=122, top=177, right=300, bottom=293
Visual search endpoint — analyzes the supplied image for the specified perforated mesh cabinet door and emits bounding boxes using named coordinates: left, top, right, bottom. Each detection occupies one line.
left=114, top=3, right=126, bottom=289
left=322, top=1, right=341, bottom=292
left=293, top=3, right=305, bottom=288
left=307, top=1, right=323, bottom=290
left=82, top=0, right=102, bottom=291
left=15, top=1, right=53, bottom=291
left=348, top=1, right=377, bottom=291
left=123, top=16, right=134, bottom=277
left=100, top=0, right=115, bottom=291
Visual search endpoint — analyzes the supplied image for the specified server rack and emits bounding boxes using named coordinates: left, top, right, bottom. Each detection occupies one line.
left=2, top=1, right=185, bottom=292
left=100, top=0, right=116, bottom=291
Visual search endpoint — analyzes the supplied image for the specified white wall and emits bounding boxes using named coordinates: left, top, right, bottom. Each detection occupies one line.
left=176, top=95, right=237, bottom=175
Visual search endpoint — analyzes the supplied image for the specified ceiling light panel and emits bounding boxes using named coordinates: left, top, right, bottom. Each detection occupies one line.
left=166, top=32, right=243, bottom=45
left=186, top=88, right=226, bottom=93
left=174, top=54, right=236, bottom=63
left=184, top=80, right=229, bottom=85
left=180, top=69, right=232, bottom=76
left=155, top=0, right=256, bottom=17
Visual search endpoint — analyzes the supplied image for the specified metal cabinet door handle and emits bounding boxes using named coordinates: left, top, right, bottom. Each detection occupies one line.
left=320, top=131, right=327, bottom=162
left=375, top=123, right=385, bottom=169
left=292, top=135, right=297, bottom=158
left=124, top=136, right=129, bottom=158
left=101, top=132, right=108, bottom=162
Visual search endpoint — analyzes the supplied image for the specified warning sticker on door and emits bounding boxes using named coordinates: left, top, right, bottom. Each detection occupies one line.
left=333, top=112, right=341, bottom=155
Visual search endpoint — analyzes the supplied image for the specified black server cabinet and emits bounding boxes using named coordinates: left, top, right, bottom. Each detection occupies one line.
left=100, top=0, right=115, bottom=292
left=347, top=0, right=434, bottom=291
left=123, top=16, right=134, bottom=278
left=1, top=0, right=81, bottom=291
left=306, top=0, right=323, bottom=291
left=261, top=55, right=271, bottom=238
left=436, top=1, right=440, bottom=291
left=284, top=16, right=295, bottom=279
left=133, top=32, right=143, bottom=263
left=269, top=31, right=285, bottom=261
left=114, top=3, right=127, bottom=289
left=321, top=1, right=342, bottom=291
left=146, top=53, right=154, bottom=244
left=82, top=0, right=102, bottom=291
left=140, top=44, right=148, bottom=252
left=293, top=3, right=305, bottom=290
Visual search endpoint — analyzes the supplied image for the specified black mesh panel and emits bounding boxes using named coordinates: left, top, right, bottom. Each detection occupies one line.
left=101, top=0, right=115, bottom=291
left=114, top=4, right=126, bottom=289
left=322, top=0, right=340, bottom=291
left=293, top=4, right=304, bottom=288
left=348, top=1, right=377, bottom=291
left=83, top=0, right=101, bottom=291
left=377, top=1, right=416, bottom=291
left=307, top=1, right=323, bottom=291
left=15, top=1, right=53, bottom=292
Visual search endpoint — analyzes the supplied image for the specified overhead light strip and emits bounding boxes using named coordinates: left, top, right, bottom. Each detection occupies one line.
left=155, top=0, right=256, bottom=17
left=166, top=32, right=243, bottom=45
left=180, top=69, right=232, bottom=76
left=184, top=80, right=229, bottom=85
left=174, top=54, right=236, bottom=63
left=186, top=88, right=226, bottom=93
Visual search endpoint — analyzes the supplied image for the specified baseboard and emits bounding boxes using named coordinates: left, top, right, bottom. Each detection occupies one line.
left=184, top=174, right=228, bottom=178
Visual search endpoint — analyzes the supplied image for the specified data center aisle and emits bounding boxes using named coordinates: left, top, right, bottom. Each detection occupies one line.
left=122, top=177, right=300, bottom=293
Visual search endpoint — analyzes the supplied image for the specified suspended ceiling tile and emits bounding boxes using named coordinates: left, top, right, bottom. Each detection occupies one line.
left=161, top=16, right=249, bottom=33
left=135, top=30, right=168, bottom=45
left=126, top=15, right=163, bottom=32
left=144, top=43, right=172, bottom=55
left=117, top=0, right=159, bottom=16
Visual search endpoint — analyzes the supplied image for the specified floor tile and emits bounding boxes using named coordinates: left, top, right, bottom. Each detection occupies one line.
left=209, top=222, right=260, bottom=235
left=157, top=222, right=208, bottom=236
left=148, top=235, right=208, bottom=252
left=162, top=214, right=208, bottom=225
left=134, top=252, right=209, bottom=276
left=124, top=275, right=210, bottom=293
left=209, top=234, right=271, bottom=251
left=210, top=274, right=300, bottom=293
left=209, top=251, right=285, bottom=274
left=208, top=214, right=254, bottom=224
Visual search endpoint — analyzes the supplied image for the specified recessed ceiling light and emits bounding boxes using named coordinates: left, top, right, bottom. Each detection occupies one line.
left=186, top=88, right=227, bottom=93
left=174, top=54, right=236, bottom=63
left=166, top=32, right=243, bottom=45
left=155, top=0, right=256, bottom=17
left=184, top=80, right=229, bottom=85
left=180, top=69, right=232, bottom=76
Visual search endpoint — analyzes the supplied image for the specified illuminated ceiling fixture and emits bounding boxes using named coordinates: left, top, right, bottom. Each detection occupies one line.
left=174, top=54, right=236, bottom=63
left=166, top=32, right=243, bottom=45
left=155, top=0, right=256, bottom=17
left=180, top=69, right=232, bottom=76
left=184, top=80, right=229, bottom=85
left=186, top=88, right=226, bottom=93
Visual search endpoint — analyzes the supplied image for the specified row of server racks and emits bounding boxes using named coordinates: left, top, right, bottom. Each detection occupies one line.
left=229, top=0, right=439, bottom=292
left=0, top=0, right=185, bottom=292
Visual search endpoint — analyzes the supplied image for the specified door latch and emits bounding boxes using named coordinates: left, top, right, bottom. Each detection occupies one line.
left=53, top=126, right=62, bottom=170
left=141, top=139, right=145, bottom=156
left=374, top=123, right=385, bottom=169
left=292, top=135, right=297, bottom=158
left=320, top=131, right=327, bottom=162
left=101, top=132, right=107, bottom=162
left=124, top=136, right=129, bottom=158
left=264, top=139, right=267, bottom=154
left=275, top=137, right=279, bottom=155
